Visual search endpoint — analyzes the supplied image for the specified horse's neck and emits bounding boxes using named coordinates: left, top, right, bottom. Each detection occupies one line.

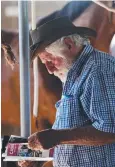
left=73, top=4, right=103, bottom=29
left=73, top=3, right=115, bottom=53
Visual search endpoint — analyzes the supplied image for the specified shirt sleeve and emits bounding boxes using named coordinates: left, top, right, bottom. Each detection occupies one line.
left=80, top=68, right=115, bottom=133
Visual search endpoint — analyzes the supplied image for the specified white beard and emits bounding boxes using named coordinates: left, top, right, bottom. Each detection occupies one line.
left=46, top=44, right=76, bottom=83
left=54, top=56, right=74, bottom=83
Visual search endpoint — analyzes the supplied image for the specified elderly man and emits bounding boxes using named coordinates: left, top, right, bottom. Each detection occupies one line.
left=19, top=17, right=115, bottom=167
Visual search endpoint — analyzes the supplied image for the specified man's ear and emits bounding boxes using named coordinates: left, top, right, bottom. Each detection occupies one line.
left=63, top=37, right=74, bottom=50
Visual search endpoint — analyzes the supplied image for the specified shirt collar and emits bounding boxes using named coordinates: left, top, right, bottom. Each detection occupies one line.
left=62, top=44, right=94, bottom=94
left=69, top=44, right=94, bottom=75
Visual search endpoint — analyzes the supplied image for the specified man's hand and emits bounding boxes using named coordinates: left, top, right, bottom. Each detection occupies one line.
left=28, top=129, right=60, bottom=150
left=18, top=161, right=36, bottom=167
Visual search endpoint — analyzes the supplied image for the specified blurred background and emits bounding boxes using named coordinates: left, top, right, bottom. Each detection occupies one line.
left=1, top=1, right=67, bottom=29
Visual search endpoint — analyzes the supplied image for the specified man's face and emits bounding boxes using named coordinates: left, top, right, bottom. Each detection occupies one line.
left=38, top=50, right=73, bottom=83
left=36, top=37, right=83, bottom=82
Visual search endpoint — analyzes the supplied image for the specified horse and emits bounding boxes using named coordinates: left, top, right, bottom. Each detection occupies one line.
left=1, top=1, right=115, bottom=166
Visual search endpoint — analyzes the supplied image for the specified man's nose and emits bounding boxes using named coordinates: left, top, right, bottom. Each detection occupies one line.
left=45, top=61, right=57, bottom=74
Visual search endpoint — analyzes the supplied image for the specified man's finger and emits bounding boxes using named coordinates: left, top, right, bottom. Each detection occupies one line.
left=18, top=161, right=35, bottom=167
left=28, top=142, right=43, bottom=151
left=28, top=132, right=37, bottom=141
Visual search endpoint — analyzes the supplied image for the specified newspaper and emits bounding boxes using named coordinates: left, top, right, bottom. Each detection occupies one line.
left=2, top=135, right=54, bottom=161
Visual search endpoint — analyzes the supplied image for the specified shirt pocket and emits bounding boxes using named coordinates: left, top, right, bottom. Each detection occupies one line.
left=55, top=97, right=77, bottom=118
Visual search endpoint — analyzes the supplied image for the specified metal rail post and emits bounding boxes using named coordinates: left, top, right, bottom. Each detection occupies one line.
left=31, top=0, right=39, bottom=120
left=18, top=1, right=31, bottom=137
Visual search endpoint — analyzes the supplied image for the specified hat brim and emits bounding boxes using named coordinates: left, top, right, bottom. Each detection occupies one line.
left=30, top=26, right=97, bottom=61
left=30, top=40, right=56, bottom=61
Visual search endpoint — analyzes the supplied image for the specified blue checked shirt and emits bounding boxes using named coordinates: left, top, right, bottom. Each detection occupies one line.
left=52, top=45, right=115, bottom=167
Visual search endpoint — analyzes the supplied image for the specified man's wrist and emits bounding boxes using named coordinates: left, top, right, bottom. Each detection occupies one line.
left=55, top=129, right=74, bottom=145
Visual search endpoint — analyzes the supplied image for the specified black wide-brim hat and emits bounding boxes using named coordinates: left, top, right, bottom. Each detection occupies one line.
left=30, top=16, right=97, bottom=59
